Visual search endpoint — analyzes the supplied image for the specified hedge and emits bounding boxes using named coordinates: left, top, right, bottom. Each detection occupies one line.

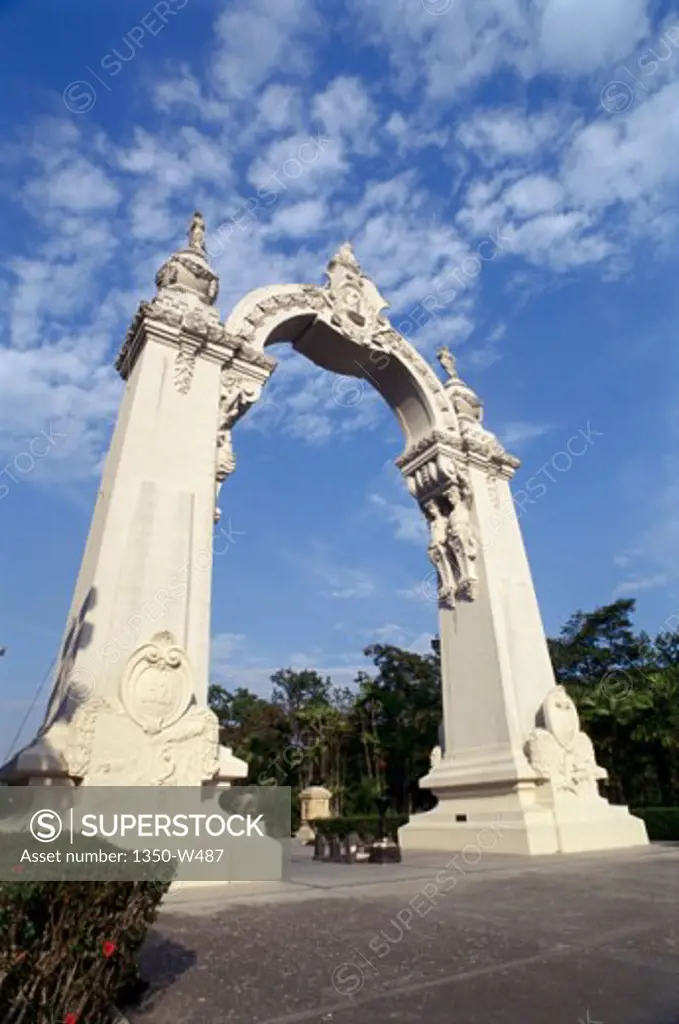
left=631, top=807, right=679, bottom=841
left=310, top=815, right=408, bottom=842
left=0, top=832, right=173, bottom=1024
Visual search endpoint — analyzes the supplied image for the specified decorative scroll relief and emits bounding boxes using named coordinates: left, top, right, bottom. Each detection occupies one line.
left=119, top=630, right=193, bottom=735
left=526, top=686, right=607, bottom=798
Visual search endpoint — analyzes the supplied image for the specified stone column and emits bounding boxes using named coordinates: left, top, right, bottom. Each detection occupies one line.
left=296, top=785, right=332, bottom=843
left=398, top=352, right=647, bottom=855
left=1, top=214, right=273, bottom=787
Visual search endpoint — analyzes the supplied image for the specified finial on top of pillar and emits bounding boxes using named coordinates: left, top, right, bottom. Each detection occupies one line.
left=152, top=210, right=219, bottom=308
left=188, top=211, right=206, bottom=253
left=436, top=346, right=483, bottom=425
left=437, top=345, right=457, bottom=380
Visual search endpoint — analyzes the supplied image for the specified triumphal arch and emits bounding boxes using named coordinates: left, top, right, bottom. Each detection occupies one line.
left=1, top=214, right=647, bottom=855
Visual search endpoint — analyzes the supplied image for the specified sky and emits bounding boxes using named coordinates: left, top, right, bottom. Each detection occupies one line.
left=1, top=0, right=679, bottom=756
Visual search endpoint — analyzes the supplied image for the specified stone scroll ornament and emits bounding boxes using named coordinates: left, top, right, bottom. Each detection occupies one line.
left=526, top=686, right=608, bottom=797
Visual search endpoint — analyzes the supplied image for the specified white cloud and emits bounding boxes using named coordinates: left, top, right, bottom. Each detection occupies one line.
left=396, top=581, right=431, bottom=605
left=536, top=0, right=649, bottom=75
left=312, top=76, right=378, bottom=154
left=504, top=174, right=566, bottom=216
left=612, top=572, right=668, bottom=597
left=267, top=198, right=328, bottom=237
left=24, top=159, right=120, bottom=213
left=354, top=0, right=651, bottom=98
left=211, top=632, right=247, bottom=674
left=358, top=623, right=435, bottom=654
left=211, top=0, right=321, bottom=98
left=256, top=84, right=304, bottom=133
left=369, top=492, right=427, bottom=544
left=500, top=421, right=553, bottom=448
left=458, top=109, right=566, bottom=164
left=466, top=322, right=506, bottom=370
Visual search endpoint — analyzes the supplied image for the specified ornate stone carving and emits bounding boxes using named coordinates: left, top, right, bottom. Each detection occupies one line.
left=433, top=355, right=520, bottom=477
left=174, top=341, right=199, bottom=394
left=526, top=686, right=608, bottom=797
left=324, top=242, right=390, bottom=345
left=159, top=705, right=220, bottom=784
left=424, top=499, right=458, bottom=608
left=116, top=294, right=231, bottom=379
left=487, top=471, right=501, bottom=509
left=396, top=430, right=458, bottom=471
left=423, top=478, right=479, bottom=609
left=64, top=697, right=107, bottom=777
left=119, top=631, right=193, bottom=735
left=214, top=371, right=265, bottom=519
left=450, top=469, right=478, bottom=593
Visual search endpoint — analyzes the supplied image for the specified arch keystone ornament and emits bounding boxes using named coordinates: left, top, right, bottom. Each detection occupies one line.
left=0, top=217, right=648, bottom=854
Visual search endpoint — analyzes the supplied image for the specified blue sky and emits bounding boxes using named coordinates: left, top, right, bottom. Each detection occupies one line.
left=2, top=0, right=679, bottom=756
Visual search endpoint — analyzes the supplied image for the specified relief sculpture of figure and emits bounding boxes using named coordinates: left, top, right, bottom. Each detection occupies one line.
left=214, top=375, right=261, bottom=520
left=424, top=499, right=457, bottom=607
left=526, top=685, right=607, bottom=798
left=446, top=490, right=479, bottom=601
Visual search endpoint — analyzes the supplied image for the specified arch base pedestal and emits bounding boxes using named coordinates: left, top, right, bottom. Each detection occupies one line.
left=399, top=771, right=649, bottom=856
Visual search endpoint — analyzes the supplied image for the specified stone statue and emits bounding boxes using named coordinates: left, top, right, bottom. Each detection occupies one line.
left=526, top=686, right=607, bottom=798
left=437, top=346, right=457, bottom=379
left=213, top=372, right=262, bottom=520
left=446, top=487, right=479, bottom=601
left=188, top=211, right=206, bottom=252
left=424, top=499, right=457, bottom=607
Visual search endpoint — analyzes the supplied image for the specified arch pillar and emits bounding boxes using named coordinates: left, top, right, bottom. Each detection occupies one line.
left=398, top=356, right=647, bottom=854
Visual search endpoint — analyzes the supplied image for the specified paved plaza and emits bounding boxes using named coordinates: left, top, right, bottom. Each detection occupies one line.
left=127, top=843, right=678, bottom=1024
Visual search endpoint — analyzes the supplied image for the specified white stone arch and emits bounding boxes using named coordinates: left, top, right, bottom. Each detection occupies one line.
left=222, top=259, right=458, bottom=453
left=3, top=218, right=647, bottom=858
left=215, top=243, right=518, bottom=614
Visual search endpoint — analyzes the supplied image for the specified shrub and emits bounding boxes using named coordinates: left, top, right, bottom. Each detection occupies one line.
left=0, top=833, right=172, bottom=1023
left=310, top=815, right=408, bottom=842
left=631, top=807, right=679, bottom=841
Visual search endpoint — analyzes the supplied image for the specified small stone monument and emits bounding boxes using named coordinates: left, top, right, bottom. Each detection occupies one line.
left=296, top=785, right=332, bottom=843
